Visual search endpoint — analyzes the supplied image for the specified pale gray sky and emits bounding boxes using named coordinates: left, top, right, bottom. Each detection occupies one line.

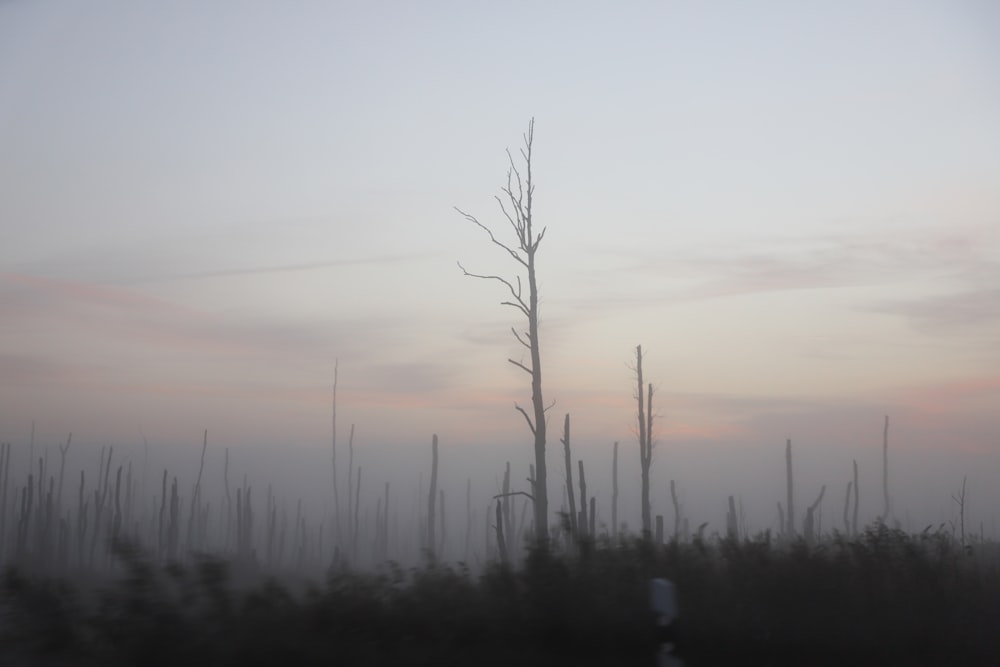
left=2, top=1, right=998, bottom=532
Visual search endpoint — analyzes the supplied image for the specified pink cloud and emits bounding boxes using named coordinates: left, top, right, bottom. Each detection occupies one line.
left=0, top=271, right=328, bottom=359
left=0, top=271, right=202, bottom=317
left=897, top=375, right=1000, bottom=415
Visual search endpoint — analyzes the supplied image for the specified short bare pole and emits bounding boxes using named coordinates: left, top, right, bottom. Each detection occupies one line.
left=952, top=476, right=967, bottom=546
left=851, top=459, right=859, bottom=537
left=670, top=479, right=681, bottom=542
left=561, top=414, right=577, bottom=538
left=428, top=434, right=439, bottom=559
left=881, top=416, right=891, bottom=523
left=612, top=441, right=619, bottom=542
left=785, top=439, right=795, bottom=537
left=495, top=499, right=507, bottom=566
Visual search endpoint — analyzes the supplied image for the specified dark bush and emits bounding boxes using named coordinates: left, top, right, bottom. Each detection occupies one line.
left=1, top=529, right=998, bottom=666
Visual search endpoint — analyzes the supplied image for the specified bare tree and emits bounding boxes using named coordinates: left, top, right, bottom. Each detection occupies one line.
left=851, top=458, right=859, bottom=537
left=842, top=480, right=852, bottom=535
left=803, top=485, right=826, bottom=544
left=612, top=442, right=619, bottom=542
left=428, top=434, right=439, bottom=559
left=785, top=439, right=795, bottom=537
left=560, top=414, right=577, bottom=539
left=880, top=415, right=891, bottom=523
left=951, top=476, right=967, bottom=546
left=456, top=118, right=550, bottom=545
left=669, top=479, right=681, bottom=542
left=56, top=433, right=71, bottom=518
left=331, top=360, right=341, bottom=547
left=634, top=345, right=654, bottom=537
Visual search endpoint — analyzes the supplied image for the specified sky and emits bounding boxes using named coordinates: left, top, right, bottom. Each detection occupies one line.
left=1, top=1, right=999, bottom=535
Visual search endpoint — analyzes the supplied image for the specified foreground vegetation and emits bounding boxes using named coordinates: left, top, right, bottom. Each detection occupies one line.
left=2, top=523, right=998, bottom=666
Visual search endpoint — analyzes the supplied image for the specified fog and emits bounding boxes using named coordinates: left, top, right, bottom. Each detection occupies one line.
left=1, top=1, right=997, bottom=577
left=2, top=400, right=995, bottom=576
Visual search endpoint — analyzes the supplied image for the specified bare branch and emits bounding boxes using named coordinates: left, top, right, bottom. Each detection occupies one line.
left=458, top=262, right=529, bottom=315
left=495, top=195, right=529, bottom=252
left=533, top=226, right=547, bottom=251
left=543, top=398, right=557, bottom=413
left=508, top=358, right=533, bottom=375
left=500, top=300, right=530, bottom=317
left=511, top=327, right=531, bottom=349
left=507, top=154, right=525, bottom=212
left=492, top=491, right=535, bottom=502
left=514, top=403, right=536, bottom=434
left=455, top=207, right=527, bottom=266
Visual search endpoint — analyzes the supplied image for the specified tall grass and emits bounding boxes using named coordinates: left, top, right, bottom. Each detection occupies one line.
left=2, top=524, right=998, bottom=665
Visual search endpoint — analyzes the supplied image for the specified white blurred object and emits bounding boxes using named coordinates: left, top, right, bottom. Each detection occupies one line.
left=649, top=578, right=678, bottom=621
left=649, top=578, right=684, bottom=666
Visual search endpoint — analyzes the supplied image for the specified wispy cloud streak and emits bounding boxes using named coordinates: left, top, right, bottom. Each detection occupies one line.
left=124, top=253, right=435, bottom=284
left=564, top=225, right=1000, bottom=322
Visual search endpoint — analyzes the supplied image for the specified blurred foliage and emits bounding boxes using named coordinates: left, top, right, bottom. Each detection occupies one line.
left=1, top=525, right=998, bottom=666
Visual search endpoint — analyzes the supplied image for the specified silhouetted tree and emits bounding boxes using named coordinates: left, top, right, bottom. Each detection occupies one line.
left=560, top=414, right=577, bottom=539
left=456, top=118, right=549, bottom=545
left=803, top=484, right=825, bottom=544
left=852, top=458, right=859, bottom=536
left=634, top=345, right=654, bottom=537
left=785, top=439, right=795, bottom=537
left=428, top=434, right=438, bottom=559
left=881, top=415, right=891, bottom=523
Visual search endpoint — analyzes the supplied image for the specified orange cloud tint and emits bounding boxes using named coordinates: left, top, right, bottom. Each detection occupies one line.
left=898, top=375, right=1000, bottom=415
left=1, top=271, right=202, bottom=316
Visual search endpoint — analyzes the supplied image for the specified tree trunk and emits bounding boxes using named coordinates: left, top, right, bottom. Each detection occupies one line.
left=428, top=434, right=438, bottom=559
left=561, top=414, right=577, bottom=538
left=670, top=479, right=681, bottom=541
left=785, top=439, right=795, bottom=537
left=852, top=459, right=859, bottom=537
left=842, top=481, right=852, bottom=535
left=881, top=416, right=890, bottom=523
left=636, top=346, right=648, bottom=536
left=804, top=485, right=826, bottom=544
left=527, top=248, right=548, bottom=544
left=726, top=495, right=739, bottom=540
left=457, top=119, right=549, bottom=546
left=612, top=441, right=619, bottom=542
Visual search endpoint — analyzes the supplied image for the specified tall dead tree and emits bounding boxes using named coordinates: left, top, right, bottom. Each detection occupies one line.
left=785, top=439, right=795, bottom=537
left=56, top=434, right=71, bottom=518
left=726, top=496, right=739, bottom=541
left=803, top=485, right=826, bottom=544
left=331, top=360, right=341, bottom=546
left=880, top=415, right=891, bottom=523
left=635, top=345, right=654, bottom=537
left=560, top=414, right=577, bottom=538
left=851, top=459, right=859, bottom=536
left=186, top=430, right=207, bottom=551
left=670, top=479, right=681, bottom=541
left=457, top=118, right=549, bottom=545
left=612, top=441, right=619, bottom=542
left=842, top=480, right=852, bottom=535
left=951, top=476, right=967, bottom=546
left=428, top=434, right=439, bottom=558
left=347, top=423, right=355, bottom=555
